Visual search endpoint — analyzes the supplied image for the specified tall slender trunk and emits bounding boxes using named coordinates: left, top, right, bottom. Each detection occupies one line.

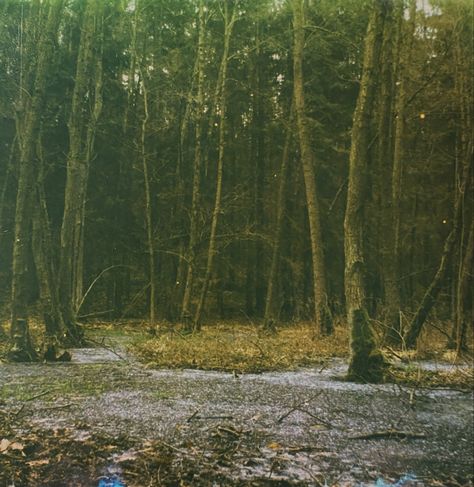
left=385, top=0, right=417, bottom=345
left=345, top=0, right=387, bottom=382
left=374, top=0, right=397, bottom=337
left=193, top=1, right=237, bottom=330
left=253, top=17, right=265, bottom=316
left=181, top=0, right=206, bottom=327
left=263, top=104, right=293, bottom=331
left=59, top=0, right=101, bottom=343
left=450, top=218, right=473, bottom=352
left=292, top=0, right=332, bottom=335
left=75, top=38, right=103, bottom=313
left=174, top=53, right=199, bottom=318
left=9, top=0, right=64, bottom=361
left=140, top=72, right=156, bottom=324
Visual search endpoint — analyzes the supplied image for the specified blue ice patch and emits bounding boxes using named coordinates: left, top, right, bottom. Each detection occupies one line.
left=97, top=476, right=125, bottom=487
left=375, top=474, right=418, bottom=486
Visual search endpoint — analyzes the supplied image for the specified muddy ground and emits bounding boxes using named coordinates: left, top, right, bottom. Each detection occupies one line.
left=0, top=341, right=473, bottom=487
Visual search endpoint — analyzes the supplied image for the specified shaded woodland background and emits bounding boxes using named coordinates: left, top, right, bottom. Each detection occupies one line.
left=0, top=0, right=472, bottom=356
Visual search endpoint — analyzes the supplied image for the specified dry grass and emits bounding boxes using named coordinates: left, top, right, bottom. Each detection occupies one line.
left=131, top=322, right=350, bottom=373
left=387, top=365, right=474, bottom=390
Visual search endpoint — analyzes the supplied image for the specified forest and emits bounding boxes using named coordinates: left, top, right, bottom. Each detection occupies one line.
left=0, top=0, right=473, bottom=485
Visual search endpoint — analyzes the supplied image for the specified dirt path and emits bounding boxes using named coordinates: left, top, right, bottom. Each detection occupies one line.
left=1, top=342, right=473, bottom=486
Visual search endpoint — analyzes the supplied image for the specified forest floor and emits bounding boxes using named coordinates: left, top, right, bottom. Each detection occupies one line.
left=0, top=323, right=473, bottom=487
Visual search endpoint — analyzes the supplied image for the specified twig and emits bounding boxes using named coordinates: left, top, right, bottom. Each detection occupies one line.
left=156, top=440, right=187, bottom=454
left=277, top=406, right=299, bottom=423
left=296, top=408, right=333, bottom=428
left=277, top=392, right=323, bottom=424
left=216, top=425, right=240, bottom=437
left=86, top=336, right=127, bottom=361
left=14, top=404, right=26, bottom=417
left=328, top=177, right=348, bottom=213
left=349, top=430, right=426, bottom=440
left=197, top=415, right=233, bottom=420
left=186, top=410, right=200, bottom=422
left=26, top=390, right=53, bottom=401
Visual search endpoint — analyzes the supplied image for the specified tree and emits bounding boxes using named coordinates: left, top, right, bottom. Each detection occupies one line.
left=193, top=0, right=238, bottom=330
left=181, top=0, right=206, bottom=327
left=59, top=0, right=104, bottom=343
left=263, top=104, right=293, bottom=331
left=383, top=0, right=417, bottom=345
left=292, top=0, right=333, bottom=335
left=344, top=0, right=388, bottom=382
left=9, top=0, right=64, bottom=361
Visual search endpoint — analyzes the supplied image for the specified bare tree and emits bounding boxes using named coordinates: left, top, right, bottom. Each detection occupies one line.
left=344, top=0, right=388, bottom=382
left=292, top=0, right=333, bottom=335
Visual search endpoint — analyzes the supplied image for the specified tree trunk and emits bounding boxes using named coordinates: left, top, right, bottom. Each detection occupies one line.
left=345, top=0, right=387, bottom=382
left=181, top=0, right=206, bottom=328
left=9, top=0, right=64, bottom=361
left=263, top=104, right=293, bottom=331
left=59, top=0, right=102, bottom=343
left=373, top=0, right=398, bottom=342
left=292, top=0, right=332, bottom=335
left=193, top=1, right=237, bottom=330
left=384, top=0, right=416, bottom=345
left=450, top=219, right=473, bottom=352
left=140, top=72, right=156, bottom=324
left=253, top=17, right=266, bottom=316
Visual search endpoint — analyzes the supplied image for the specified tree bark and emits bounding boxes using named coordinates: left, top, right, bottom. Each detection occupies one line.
left=345, top=0, right=387, bottom=382
left=59, top=0, right=102, bottom=343
left=384, top=0, right=416, bottom=345
left=193, top=1, right=237, bottom=330
left=9, top=0, right=64, bottom=361
left=181, top=0, right=206, bottom=328
left=140, top=71, right=156, bottom=324
left=263, top=103, right=293, bottom=331
left=292, top=0, right=332, bottom=335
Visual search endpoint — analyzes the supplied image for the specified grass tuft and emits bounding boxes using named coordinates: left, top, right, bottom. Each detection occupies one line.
left=131, top=322, right=349, bottom=373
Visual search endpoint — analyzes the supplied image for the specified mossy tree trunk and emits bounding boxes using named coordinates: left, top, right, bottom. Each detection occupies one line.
left=345, top=0, right=388, bottom=382
left=292, top=0, right=333, bottom=336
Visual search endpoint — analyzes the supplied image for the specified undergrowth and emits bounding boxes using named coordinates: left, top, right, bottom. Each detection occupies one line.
left=131, top=322, right=349, bottom=373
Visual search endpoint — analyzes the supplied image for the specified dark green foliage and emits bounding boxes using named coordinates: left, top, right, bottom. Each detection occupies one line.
left=0, top=0, right=471, bottom=361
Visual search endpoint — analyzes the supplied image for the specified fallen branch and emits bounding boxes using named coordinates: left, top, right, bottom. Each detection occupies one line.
left=349, top=430, right=426, bottom=440
left=188, top=414, right=234, bottom=421
left=26, top=390, right=53, bottom=401
left=216, top=426, right=241, bottom=437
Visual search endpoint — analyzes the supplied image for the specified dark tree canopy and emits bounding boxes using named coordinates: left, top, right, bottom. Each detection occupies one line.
left=0, top=0, right=472, bottom=369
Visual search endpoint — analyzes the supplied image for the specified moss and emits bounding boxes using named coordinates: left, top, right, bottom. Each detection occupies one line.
left=317, top=305, right=334, bottom=336
left=347, top=308, right=385, bottom=383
